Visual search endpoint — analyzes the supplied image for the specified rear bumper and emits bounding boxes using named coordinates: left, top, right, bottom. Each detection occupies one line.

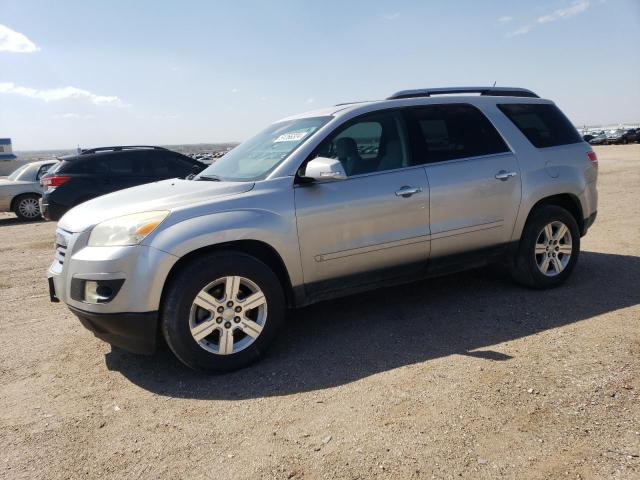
left=40, top=197, right=68, bottom=221
left=69, top=305, right=158, bottom=354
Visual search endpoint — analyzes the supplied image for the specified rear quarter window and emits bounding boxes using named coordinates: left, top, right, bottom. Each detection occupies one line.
left=498, top=103, right=582, bottom=148
left=63, top=158, right=109, bottom=174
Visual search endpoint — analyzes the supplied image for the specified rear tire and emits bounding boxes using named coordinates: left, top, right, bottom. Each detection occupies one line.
left=510, top=205, right=580, bottom=289
left=13, top=194, right=41, bottom=221
left=161, top=251, right=286, bottom=372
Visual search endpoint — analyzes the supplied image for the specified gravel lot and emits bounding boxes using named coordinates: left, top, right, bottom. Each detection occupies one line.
left=1, top=145, right=639, bottom=479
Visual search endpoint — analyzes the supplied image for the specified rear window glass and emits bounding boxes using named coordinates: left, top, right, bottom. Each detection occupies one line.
left=108, top=157, right=133, bottom=174
left=498, top=104, right=581, bottom=148
left=406, top=104, right=509, bottom=163
left=64, top=158, right=109, bottom=174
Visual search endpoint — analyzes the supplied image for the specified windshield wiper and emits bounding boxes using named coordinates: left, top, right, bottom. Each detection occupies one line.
left=197, top=174, right=223, bottom=182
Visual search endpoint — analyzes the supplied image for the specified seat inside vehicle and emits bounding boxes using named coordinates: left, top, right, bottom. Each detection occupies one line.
left=377, top=139, right=405, bottom=171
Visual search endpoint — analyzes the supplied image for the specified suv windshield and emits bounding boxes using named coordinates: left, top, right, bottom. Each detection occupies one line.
left=197, top=116, right=331, bottom=181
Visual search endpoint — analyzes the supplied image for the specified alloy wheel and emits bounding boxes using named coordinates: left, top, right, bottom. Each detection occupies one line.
left=534, top=221, right=572, bottom=277
left=189, top=276, right=267, bottom=355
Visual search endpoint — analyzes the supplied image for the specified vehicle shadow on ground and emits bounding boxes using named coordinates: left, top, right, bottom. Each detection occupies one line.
left=105, top=251, right=640, bottom=399
left=0, top=216, right=46, bottom=226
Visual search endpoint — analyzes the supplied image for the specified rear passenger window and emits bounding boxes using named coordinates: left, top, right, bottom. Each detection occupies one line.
left=65, top=159, right=109, bottom=174
left=498, top=103, right=581, bottom=148
left=406, top=104, right=509, bottom=163
left=108, top=155, right=136, bottom=175
left=142, top=153, right=191, bottom=177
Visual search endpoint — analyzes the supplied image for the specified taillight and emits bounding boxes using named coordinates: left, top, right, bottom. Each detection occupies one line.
left=587, top=151, right=598, bottom=166
left=41, top=175, right=70, bottom=189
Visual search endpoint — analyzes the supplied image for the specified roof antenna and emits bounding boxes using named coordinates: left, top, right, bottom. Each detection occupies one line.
left=492, top=81, right=497, bottom=87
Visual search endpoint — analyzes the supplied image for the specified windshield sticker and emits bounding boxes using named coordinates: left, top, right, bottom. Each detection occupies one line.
left=273, top=128, right=314, bottom=143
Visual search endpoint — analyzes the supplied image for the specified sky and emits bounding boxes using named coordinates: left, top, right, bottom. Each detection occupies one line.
left=1, top=0, right=639, bottom=150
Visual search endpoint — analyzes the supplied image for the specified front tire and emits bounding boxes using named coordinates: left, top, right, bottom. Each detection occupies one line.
left=161, top=251, right=286, bottom=372
left=13, top=194, right=41, bottom=221
left=510, top=205, right=580, bottom=289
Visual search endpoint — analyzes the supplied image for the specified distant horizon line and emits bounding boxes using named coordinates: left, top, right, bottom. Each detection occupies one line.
left=11, top=120, right=640, bottom=153
left=14, top=141, right=241, bottom=154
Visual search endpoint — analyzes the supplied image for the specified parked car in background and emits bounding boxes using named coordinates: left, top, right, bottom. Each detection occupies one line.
left=0, top=160, right=58, bottom=220
left=618, top=128, right=640, bottom=144
left=40, top=146, right=206, bottom=221
left=588, top=132, right=607, bottom=145
left=604, top=129, right=623, bottom=144
left=47, top=86, right=598, bottom=372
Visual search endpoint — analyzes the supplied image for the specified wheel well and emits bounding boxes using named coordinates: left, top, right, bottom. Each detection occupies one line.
left=528, top=194, right=584, bottom=232
left=10, top=192, right=40, bottom=212
left=161, top=240, right=295, bottom=308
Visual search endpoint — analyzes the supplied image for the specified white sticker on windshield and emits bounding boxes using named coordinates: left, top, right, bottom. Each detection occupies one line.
left=274, top=128, right=313, bottom=143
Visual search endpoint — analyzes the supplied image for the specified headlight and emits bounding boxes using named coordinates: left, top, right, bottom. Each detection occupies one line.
left=88, top=211, right=170, bottom=247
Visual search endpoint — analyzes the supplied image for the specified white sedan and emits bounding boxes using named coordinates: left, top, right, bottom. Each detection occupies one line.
left=0, top=160, right=58, bottom=220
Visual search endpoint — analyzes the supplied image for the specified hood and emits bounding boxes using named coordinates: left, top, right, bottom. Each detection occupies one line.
left=58, top=178, right=254, bottom=232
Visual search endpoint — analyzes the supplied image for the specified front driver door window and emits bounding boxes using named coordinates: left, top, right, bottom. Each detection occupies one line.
left=315, top=112, right=410, bottom=176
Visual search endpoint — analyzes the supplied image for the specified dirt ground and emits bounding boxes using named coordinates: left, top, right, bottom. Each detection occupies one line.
left=1, top=145, right=639, bottom=480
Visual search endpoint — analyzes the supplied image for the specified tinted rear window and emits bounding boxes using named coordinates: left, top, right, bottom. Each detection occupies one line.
left=498, top=103, right=581, bottom=148
left=406, top=104, right=509, bottom=163
left=62, top=158, right=109, bottom=174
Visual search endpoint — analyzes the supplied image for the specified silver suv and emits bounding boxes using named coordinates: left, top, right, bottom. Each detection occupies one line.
left=47, top=87, right=598, bottom=372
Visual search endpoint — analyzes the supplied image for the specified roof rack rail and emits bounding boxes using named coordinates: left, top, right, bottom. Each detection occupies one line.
left=334, top=100, right=374, bottom=107
left=387, top=86, right=539, bottom=100
left=81, top=145, right=168, bottom=154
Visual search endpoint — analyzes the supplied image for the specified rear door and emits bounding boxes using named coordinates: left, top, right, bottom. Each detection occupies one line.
left=294, top=110, right=430, bottom=298
left=405, top=104, right=522, bottom=264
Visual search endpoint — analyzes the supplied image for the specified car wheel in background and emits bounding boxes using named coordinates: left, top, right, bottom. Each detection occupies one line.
left=161, top=251, right=286, bottom=372
left=510, top=205, right=580, bottom=289
left=13, top=194, right=42, bottom=221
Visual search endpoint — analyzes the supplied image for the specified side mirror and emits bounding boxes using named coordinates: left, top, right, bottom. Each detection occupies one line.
left=303, top=157, right=347, bottom=182
left=192, top=164, right=203, bottom=175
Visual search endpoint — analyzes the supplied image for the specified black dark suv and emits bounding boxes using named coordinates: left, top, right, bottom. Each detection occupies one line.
left=40, top=146, right=205, bottom=221
left=620, top=129, right=640, bottom=144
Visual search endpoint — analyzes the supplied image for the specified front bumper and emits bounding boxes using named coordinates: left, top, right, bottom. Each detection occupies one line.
left=69, top=306, right=158, bottom=354
left=47, top=227, right=179, bottom=353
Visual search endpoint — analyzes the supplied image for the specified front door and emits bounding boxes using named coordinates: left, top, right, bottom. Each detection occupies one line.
left=294, top=110, right=430, bottom=298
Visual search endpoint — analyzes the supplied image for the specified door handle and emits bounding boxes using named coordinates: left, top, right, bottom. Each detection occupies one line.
left=495, top=170, right=518, bottom=181
left=395, top=186, right=422, bottom=198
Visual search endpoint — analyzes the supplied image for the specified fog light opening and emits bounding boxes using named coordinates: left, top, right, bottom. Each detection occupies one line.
left=84, top=281, right=113, bottom=304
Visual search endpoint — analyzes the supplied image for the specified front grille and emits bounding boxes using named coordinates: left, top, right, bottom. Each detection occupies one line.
left=54, top=230, right=71, bottom=266
left=54, top=243, right=67, bottom=265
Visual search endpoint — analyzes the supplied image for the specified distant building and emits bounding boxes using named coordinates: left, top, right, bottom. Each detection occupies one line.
left=0, top=138, right=17, bottom=161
